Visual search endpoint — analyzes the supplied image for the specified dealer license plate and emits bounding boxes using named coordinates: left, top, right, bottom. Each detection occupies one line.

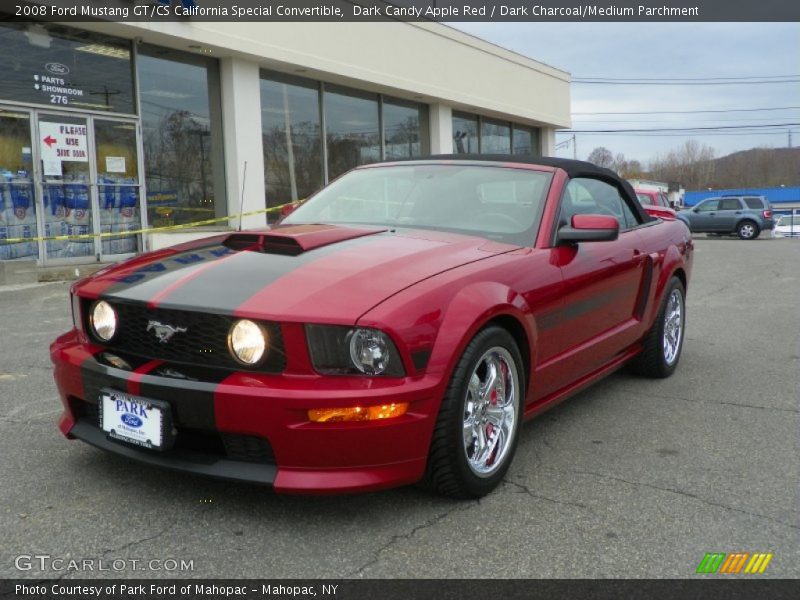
left=100, top=391, right=168, bottom=450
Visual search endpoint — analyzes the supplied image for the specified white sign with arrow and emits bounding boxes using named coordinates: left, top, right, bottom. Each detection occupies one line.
left=39, top=122, right=89, bottom=163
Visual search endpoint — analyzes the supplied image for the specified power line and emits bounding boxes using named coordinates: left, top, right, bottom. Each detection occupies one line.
left=572, top=117, right=800, bottom=125
left=572, top=105, right=800, bottom=116
left=572, top=74, right=799, bottom=82
left=561, top=131, right=796, bottom=137
left=562, top=123, right=800, bottom=133
left=573, top=79, right=800, bottom=86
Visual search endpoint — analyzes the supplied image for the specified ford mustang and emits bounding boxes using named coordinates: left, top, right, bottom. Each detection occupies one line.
left=51, top=156, right=693, bottom=497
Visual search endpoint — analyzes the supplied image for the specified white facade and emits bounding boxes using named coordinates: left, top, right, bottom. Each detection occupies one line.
left=0, top=19, right=570, bottom=259
left=78, top=20, right=570, bottom=248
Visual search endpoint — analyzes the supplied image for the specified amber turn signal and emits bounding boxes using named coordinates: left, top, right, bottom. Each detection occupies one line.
left=308, top=403, right=409, bottom=423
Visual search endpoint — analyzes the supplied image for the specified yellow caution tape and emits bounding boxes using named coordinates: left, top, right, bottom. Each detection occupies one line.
left=0, top=203, right=294, bottom=245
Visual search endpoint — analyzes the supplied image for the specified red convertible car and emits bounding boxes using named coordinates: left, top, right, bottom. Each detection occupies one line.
left=51, top=156, right=693, bottom=498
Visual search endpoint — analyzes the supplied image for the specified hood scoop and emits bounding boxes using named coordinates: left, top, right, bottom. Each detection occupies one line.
left=222, top=224, right=387, bottom=256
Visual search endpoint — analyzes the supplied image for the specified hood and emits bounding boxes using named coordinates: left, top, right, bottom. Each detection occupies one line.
left=76, top=224, right=516, bottom=323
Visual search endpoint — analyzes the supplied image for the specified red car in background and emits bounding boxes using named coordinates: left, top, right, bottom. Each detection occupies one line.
left=635, top=188, right=669, bottom=208
left=51, top=156, right=693, bottom=498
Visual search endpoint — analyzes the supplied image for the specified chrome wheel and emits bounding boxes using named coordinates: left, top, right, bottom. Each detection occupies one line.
left=462, top=346, right=519, bottom=478
left=662, top=289, right=684, bottom=366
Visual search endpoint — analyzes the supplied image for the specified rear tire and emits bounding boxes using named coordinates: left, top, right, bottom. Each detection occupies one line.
left=737, top=220, right=759, bottom=240
left=420, top=326, right=524, bottom=498
left=630, top=277, right=685, bottom=378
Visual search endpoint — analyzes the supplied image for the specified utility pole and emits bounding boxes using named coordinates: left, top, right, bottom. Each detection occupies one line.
left=789, top=129, right=793, bottom=149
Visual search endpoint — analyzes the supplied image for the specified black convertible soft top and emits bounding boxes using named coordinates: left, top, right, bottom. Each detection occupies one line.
left=384, top=154, right=653, bottom=223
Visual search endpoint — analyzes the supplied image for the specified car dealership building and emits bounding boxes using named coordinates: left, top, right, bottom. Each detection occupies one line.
left=0, top=18, right=570, bottom=266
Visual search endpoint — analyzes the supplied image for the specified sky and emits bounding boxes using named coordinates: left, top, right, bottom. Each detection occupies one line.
left=450, top=22, right=800, bottom=166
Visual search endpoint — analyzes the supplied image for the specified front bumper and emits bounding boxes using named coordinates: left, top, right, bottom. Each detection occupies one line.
left=51, top=330, right=442, bottom=494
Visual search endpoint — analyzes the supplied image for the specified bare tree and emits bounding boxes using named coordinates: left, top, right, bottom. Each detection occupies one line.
left=649, top=140, right=716, bottom=190
left=587, top=146, right=614, bottom=169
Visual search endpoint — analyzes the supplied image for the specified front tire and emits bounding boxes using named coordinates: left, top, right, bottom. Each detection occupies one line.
left=737, top=220, right=759, bottom=240
left=420, top=326, right=524, bottom=498
left=630, top=277, right=686, bottom=378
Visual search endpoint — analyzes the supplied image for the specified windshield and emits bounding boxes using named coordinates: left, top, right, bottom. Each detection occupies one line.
left=283, top=164, right=553, bottom=246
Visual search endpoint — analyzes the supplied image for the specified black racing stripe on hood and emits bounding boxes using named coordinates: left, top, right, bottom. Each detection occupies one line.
left=99, top=244, right=236, bottom=300
left=148, top=235, right=378, bottom=314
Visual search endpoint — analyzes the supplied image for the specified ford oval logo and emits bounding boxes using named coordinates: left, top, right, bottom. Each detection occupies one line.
left=45, top=62, right=70, bottom=75
left=121, top=413, right=143, bottom=428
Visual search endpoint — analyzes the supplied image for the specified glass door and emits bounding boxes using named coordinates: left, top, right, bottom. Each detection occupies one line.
left=36, top=113, right=95, bottom=262
left=0, top=107, right=39, bottom=262
left=31, top=111, right=143, bottom=264
left=93, top=118, right=141, bottom=260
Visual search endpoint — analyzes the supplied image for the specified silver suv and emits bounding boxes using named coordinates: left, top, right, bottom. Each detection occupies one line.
left=677, top=195, right=774, bottom=240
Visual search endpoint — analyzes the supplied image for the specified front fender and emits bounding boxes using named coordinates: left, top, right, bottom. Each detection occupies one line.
left=422, top=281, right=535, bottom=382
left=646, top=236, right=692, bottom=327
left=358, top=279, right=536, bottom=387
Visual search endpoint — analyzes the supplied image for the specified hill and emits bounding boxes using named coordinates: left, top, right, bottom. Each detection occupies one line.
left=705, top=147, right=800, bottom=189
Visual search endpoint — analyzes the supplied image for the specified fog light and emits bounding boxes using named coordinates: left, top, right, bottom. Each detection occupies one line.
left=308, top=403, right=409, bottom=423
left=348, top=328, right=391, bottom=375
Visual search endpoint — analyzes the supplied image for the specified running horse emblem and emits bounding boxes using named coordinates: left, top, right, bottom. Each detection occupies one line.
left=146, top=320, right=188, bottom=343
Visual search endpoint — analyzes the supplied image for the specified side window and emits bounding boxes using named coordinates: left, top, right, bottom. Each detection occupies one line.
left=719, top=198, right=741, bottom=211
left=743, top=197, right=764, bottom=209
left=562, top=178, right=641, bottom=230
left=696, top=199, right=719, bottom=212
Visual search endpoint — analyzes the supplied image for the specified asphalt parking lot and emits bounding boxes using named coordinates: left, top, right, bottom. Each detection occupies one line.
left=0, top=236, right=797, bottom=579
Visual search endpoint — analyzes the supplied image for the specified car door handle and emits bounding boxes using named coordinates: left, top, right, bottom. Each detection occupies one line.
left=735, top=211, right=741, bottom=214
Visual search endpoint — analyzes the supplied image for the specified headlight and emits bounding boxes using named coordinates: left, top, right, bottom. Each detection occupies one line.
left=228, top=319, right=268, bottom=365
left=89, top=300, right=117, bottom=342
left=306, top=325, right=404, bottom=376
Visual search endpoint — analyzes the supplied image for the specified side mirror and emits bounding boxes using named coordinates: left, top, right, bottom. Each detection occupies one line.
left=558, top=214, right=619, bottom=243
left=692, top=208, right=699, bottom=213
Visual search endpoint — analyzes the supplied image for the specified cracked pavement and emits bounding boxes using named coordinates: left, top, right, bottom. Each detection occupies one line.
left=0, top=237, right=797, bottom=579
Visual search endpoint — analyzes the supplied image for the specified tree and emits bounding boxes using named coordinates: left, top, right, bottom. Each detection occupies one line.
left=587, top=146, right=614, bottom=169
left=649, top=140, right=716, bottom=190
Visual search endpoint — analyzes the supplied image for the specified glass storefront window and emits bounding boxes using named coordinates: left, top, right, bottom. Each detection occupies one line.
left=259, top=73, right=430, bottom=205
left=324, top=86, right=380, bottom=180
left=452, top=112, right=479, bottom=154
left=383, top=98, right=429, bottom=160
left=94, top=120, right=140, bottom=255
left=138, top=46, right=225, bottom=228
left=481, top=118, right=511, bottom=154
left=453, top=112, right=541, bottom=156
left=0, top=23, right=134, bottom=114
left=513, top=125, right=540, bottom=155
left=260, top=72, right=323, bottom=215
left=0, top=110, right=38, bottom=260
